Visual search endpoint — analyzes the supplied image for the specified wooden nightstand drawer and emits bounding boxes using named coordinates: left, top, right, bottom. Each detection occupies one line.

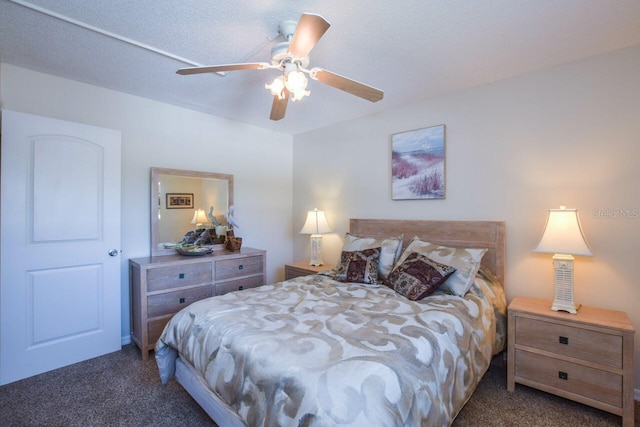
left=516, top=317, right=622, bottom=369
left=515, top=349, right=623, bottom=407
left=215, top=256, right=263, bottom=280
left=147, top=262, right=212, bottom=292
left=215, top=275, right=263, bottom=295
left=507, top=296, right=635, bottom=426
left=147, top=285, right=213, bottom=318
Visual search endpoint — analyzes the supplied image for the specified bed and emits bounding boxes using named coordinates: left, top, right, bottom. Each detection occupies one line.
left=156, top=219, right=507, bottom=426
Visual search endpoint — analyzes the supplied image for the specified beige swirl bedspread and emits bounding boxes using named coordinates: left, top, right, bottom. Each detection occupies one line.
left=156, top=270, right=506, bottom=426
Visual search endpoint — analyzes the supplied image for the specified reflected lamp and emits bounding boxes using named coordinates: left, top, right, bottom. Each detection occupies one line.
left=190, top=209, right=209, bottom=228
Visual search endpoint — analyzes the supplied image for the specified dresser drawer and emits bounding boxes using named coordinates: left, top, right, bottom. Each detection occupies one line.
left=147, top=285, right=213, bottom=318
left=515, top=349, right=622, bottom=407
left=515, top=317, right=622, bottom=369
left=130, top=248, right=266, bottom=361
left=215, top=275, right=263, bottom=296
left=215, top=256, right=263, bottom=280
left=147, top=262, right=212, bottom=292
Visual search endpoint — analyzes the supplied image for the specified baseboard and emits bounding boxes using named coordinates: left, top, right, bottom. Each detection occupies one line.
left=121, top=334, right=131, bottom=346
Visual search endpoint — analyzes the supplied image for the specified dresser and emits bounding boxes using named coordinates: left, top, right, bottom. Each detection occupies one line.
left=129, top=247, right=266, bottom=360
left=284, top=261, right=331, bottom=280
left=507, top=296, right=635, bottom=426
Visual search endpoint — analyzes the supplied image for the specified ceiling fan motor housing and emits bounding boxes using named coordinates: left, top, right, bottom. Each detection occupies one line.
left=271, top=18, right=310, bottom=68
left=279, top=20, right=298, bottom=40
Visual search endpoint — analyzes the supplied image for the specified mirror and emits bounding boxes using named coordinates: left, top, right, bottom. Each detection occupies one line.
left=151, top=167, right=234, bottom=256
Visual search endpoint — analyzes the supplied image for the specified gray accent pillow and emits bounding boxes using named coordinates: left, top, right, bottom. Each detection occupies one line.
left=395, top=237, right=487, bottom=296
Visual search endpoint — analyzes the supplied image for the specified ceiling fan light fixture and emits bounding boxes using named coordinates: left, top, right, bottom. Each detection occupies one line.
left=285, top=69, right=308, bottom=93
left=265, top=76, right=286, bottom=99
left=290, top=88, right=310, bottom=102
left=265, top=65, right=310, bottom=101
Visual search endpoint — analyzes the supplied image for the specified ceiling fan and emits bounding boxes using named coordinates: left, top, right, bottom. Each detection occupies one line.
left=176, top=13, right=384, bottom=121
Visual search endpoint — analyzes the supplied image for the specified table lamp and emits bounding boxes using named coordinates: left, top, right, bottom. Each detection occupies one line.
left=533, top=206, right=593, bottom=314
left=300, top=208, right=332, bottom=266
left=190, top=209, right=209, bottom=228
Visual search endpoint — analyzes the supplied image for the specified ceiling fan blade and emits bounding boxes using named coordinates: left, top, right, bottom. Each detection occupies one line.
left=312, top=69, right=384, bottom=102
left=288, top=13, right=330, bottom=58
left=177, top=63, right=269, bottom=75
left=270, top=89, right=290, bottom=121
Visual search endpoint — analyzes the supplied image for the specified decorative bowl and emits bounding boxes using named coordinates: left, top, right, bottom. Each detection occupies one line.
left=175, top=246, right=213, bottom=256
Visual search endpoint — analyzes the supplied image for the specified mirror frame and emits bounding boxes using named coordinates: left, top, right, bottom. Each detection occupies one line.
left=150, top=167, right=234, bottom=256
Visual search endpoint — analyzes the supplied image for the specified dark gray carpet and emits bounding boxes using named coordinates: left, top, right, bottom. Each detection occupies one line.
left=0, top=345, right=636, bottom=426
left=0, top=345, right=213, bottom=426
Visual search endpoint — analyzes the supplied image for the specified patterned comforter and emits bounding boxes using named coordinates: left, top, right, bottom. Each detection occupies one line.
left=156, top=269, right=506, bottom=426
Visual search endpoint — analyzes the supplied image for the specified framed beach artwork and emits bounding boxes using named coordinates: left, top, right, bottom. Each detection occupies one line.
left=391, top=124, right=446, bottom=200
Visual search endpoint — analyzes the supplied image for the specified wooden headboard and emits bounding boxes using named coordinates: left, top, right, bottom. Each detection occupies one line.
left=350, top=219, right=506, bottom=288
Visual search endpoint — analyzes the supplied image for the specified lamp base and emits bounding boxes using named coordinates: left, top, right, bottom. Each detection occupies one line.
left=550, top=254, right=577, bottom=315
left=308, top=234, right=324, bottom=266
left=551, top=300, right=579, bottom=314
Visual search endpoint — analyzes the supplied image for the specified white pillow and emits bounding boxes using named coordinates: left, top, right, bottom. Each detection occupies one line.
left=396, top=236, right=487, bottom=296
left=337, top=233, right=403, bottom=279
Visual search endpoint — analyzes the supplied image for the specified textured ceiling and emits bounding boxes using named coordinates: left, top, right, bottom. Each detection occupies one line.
left=1, top=0, right=639, bottom=135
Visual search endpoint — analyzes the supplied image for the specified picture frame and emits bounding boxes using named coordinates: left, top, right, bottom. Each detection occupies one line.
left=391, top=124, right=446, bottom=200
left=166, top=193, right=194, bottom=209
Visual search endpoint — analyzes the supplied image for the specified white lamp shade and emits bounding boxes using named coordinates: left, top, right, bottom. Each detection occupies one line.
left=190, top=209, right=209, bottom=225
left=533, top=208, right=593, bottom=256
left=300, top=209, right=332, bottom=235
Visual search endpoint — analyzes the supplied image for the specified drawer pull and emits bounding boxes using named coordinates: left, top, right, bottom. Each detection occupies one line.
left=558, top=371, right=568, bottom=380
left=238, top=286, right=244, bottom=291
left=179, top=273, right=185, bottom=279
left=179, top=297, right=186, bottom=304
left=238, top=265, right=244, bottom=270
left=559, top=336, right=569, bottom=345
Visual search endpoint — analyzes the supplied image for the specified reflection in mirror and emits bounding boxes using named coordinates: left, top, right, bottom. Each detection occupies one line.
left=151, top=167, right=234, bottom=256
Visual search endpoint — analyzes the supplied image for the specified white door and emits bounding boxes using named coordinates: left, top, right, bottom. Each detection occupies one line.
left=0, top=110, right=122, bottom=385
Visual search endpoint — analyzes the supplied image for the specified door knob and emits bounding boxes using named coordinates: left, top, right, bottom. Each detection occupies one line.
left=108, top=249, right=119, bottom=257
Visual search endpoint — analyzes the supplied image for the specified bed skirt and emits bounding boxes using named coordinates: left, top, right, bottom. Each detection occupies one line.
left=175, top=356, right=246, bottom=427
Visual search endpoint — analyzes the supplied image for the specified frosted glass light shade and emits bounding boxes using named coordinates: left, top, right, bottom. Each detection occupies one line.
left=285, top=70, right=308, bottom=93
left=265, top=76, right=286, bottom=99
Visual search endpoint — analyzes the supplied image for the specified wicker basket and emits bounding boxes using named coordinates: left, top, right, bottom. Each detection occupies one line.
left=225, top=236, right=242, bottom=252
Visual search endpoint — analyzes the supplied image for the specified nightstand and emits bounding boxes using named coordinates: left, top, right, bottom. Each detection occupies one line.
left=284, top=261, right=330, bottom=280
left=507, top=296, right=635, bottom=426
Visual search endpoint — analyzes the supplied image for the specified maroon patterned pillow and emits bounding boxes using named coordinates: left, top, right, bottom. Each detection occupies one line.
left=385, top=252, right=456, bottom=300
left=335, top=247, right=381, bottom=284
